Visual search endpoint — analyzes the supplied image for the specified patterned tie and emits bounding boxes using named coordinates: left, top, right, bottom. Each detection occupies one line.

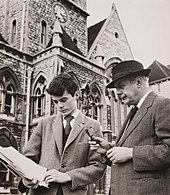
left=64, top=115, right=74, bottom=136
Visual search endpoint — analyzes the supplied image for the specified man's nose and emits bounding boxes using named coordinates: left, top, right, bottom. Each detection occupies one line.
left=58, top=102, right=63, bottom=108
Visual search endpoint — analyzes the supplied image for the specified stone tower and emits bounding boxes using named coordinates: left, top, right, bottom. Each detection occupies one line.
left=0, top=0, right=88, bottom=55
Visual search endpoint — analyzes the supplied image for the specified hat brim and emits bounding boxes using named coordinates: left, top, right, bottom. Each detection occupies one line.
left=107, top=69, right=151, bottom=88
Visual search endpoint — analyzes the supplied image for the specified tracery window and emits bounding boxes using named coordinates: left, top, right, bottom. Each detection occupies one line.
left=33, top=76, right=47, bottom=118
left=81, top=83, right=102, bottom=122
left=0, top=72, right=17, bottom=116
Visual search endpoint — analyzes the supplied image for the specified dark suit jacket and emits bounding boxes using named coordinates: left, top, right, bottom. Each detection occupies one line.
left=110, top=92, right=170, bottom=195
left=18, top=111, right=106, bottom=195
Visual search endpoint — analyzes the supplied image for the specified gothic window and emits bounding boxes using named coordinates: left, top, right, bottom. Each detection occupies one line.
left=11, top=20, right=17, bottom=44
left=0, top=71, right=17, bottom=116
left=0, top=127, right=18, bottom=188
left=33, top=76, right=47, bottom=118
left=40, top=21, right=47, bottom=46
left=81, top=83, right=101, bottom=122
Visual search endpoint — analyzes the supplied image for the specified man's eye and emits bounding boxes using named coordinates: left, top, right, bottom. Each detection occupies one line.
left=53, top=100, right=58, bottom=104
left=60, top=99, right=67, bottom=103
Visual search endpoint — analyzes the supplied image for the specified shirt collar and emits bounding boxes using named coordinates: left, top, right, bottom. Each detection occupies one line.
left=71, top=109, right=79, bottom=119
left=137, top=90, right=152, bottom=108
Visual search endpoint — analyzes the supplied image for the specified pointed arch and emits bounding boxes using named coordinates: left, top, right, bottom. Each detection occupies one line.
left=0, top=66, right=21, bottom=92
left=0, top=127, right=18, bottom=149
left=0, top=67, right=21, bottom=115
left=32, top=71, right=47, bottom=94
left=81, top=81, right=103, bottom=122
left=32, top=72, right=47, bottom=118
left=0, top=127, right=18, bottom=187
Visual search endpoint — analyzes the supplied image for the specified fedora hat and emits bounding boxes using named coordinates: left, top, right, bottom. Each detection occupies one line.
left=107, top=60, right=151, bottom=88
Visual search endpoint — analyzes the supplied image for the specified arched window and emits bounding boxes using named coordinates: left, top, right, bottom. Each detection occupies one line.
left=40, top=21, right=47, bottom=46
left=0, top=127, right=18, bottom=189
left=81, top=83, right=101, bottom=122
left=0, top=69, right=19, bottom=117
left=33, top=76, right=47, bottom=118
left=11, top=20, right=17, bottom=44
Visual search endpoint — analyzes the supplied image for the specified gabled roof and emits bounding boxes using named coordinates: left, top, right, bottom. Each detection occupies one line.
left=148, top=60, right=170, bottom=83
left=46, top=28, right=84, bottom=56
left=0, top=33, right=8, bottom=44
left=88, top=19, right=106, bottom=51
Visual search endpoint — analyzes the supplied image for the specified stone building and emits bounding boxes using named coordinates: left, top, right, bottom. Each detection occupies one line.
left=0, top=0, right=133, bottom=194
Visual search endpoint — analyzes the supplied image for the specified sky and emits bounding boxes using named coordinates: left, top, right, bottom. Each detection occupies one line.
left=87, top=0, right=170, bottom=68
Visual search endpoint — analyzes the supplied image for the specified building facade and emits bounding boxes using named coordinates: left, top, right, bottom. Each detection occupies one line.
left=0, top=0, right=133, bottom=194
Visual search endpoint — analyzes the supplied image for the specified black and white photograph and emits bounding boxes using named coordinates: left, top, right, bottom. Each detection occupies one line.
left=0, top=0, right=170, bottom=194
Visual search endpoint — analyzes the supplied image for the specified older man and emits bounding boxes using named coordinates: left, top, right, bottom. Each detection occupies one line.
left=91, top=60, right=170, bottom=195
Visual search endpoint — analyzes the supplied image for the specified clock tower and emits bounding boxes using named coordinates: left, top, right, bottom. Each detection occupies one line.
left=0, top=0, right=89, bottom=56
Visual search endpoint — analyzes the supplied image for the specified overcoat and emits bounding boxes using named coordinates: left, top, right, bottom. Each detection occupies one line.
left=19, top=111, right=106, bottom=195
left=110, top=92, right=170, bottom=195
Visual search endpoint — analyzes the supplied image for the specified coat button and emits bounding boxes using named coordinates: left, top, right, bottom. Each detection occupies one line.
left=61, top=164, right=65, bottom=168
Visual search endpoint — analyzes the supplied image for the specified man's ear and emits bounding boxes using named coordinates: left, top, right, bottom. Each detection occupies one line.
left=136, top=76, right=142, bottom=87
left=74, top=91, right=79, bottom=99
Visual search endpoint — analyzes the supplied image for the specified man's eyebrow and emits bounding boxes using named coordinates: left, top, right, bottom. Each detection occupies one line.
left=59, top=97, right=68, bottom=101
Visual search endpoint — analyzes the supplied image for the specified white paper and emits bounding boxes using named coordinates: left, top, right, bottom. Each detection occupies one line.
left=0, top=146, right=48, bottom=188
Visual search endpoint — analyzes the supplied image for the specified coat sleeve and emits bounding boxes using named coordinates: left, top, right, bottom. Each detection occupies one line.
left=23, top=119, right=43, bottom=163
left=133, top=98, right=170, bottom=171
left=66, top=121, right=107, bottom=190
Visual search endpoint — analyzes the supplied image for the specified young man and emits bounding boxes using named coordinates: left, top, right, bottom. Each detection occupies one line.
left=18, top=73, right=106, bottom=195
left=90, top=60, right=170, bottom=195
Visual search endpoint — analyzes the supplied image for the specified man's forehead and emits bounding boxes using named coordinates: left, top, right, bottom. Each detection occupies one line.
left=51, top=94, right=69, bottom=100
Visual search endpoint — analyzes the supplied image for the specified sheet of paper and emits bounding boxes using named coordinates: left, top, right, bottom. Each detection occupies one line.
left=0, top=146, right=48, bottom=188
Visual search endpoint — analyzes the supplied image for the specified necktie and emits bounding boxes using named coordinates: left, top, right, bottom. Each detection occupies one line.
left=127, top=106, right=138, bottom=127
left=64, top=115, right=74, bottom=136
left=118, top=106, right=138, bottom=143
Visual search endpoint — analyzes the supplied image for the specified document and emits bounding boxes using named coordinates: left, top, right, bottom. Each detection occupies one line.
left=0, top=146, right=48, bottom=188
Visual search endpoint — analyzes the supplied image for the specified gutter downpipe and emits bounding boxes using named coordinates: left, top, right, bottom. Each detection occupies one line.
left=25, top=67, right=33, bottom=146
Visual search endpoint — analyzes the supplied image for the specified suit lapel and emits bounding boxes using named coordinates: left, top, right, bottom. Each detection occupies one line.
left=64, top=111, right=85, bottom=150
left=52, top=114, right=63, bottom=156
left=117, top=92, right=157, bottom=146
left=116, top=109, right=133, bottom=144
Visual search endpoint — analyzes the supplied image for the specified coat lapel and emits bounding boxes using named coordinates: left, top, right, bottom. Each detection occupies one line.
left=64, top=111, right=85, bottom=150
left=52, top=114, right=63, bottom=156
left=116, top=108, right=134, bottom=144
left=117, top=92, right=157, bottom=146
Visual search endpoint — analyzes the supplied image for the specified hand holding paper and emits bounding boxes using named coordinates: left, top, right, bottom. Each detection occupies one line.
left=0, top=146, right=48, bottom=188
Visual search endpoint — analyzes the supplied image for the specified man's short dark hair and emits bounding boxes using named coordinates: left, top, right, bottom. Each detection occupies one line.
left=46, top=73, right=78, bottom=97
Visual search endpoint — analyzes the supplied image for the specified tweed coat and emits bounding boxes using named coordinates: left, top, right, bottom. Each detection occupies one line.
left=19, top=111, right=106, bottom=195
left=110, top=92, right=170, bottom=195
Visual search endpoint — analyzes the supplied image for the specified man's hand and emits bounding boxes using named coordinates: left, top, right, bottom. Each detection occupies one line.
left=106, top=147, right=133, bottom=164
left=22, top=178, right=39, bottom=189
left=45, top=170, right=71, bottom=184
left=89, top=136, right=114, bottom=154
